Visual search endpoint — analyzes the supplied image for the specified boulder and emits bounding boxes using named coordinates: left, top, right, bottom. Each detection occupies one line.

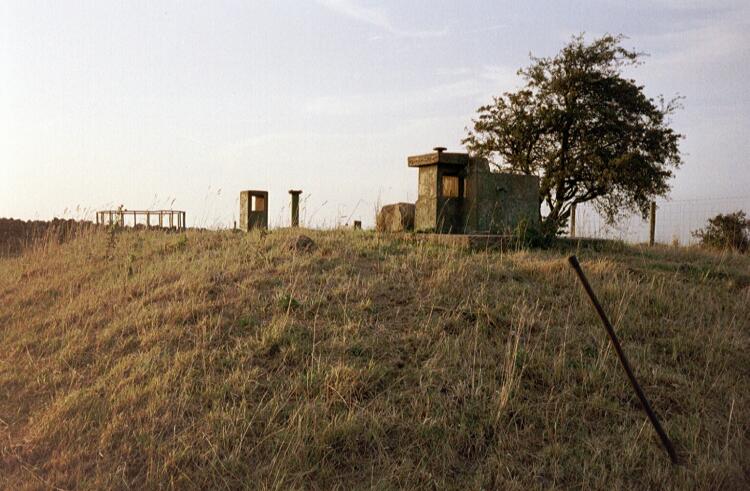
left=376, top=203, right=415, bottom=232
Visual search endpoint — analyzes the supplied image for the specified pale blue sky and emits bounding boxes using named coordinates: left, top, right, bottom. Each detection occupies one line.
left=1, top=0, right=748, bottom=228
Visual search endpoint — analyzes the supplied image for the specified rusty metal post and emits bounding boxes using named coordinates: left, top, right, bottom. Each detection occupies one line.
left=570, top=203, right=577, bottom=238
left=567, top=255, right=679, bottom=464
left=289, top=190, right=302, bottom=227
left=649, top=202, right=656, bottom=246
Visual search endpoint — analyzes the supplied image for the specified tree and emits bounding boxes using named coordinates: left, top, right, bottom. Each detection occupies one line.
left=692, top=211, right=749, bottom=253
left=463, top=34, right=683, bottom=233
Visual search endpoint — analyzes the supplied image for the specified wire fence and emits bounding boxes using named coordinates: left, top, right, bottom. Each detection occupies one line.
left=573, top=196, right=750, bottom=245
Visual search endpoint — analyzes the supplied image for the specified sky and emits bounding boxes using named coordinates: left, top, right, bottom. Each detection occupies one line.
left=1, top=0, right=749, bottom=228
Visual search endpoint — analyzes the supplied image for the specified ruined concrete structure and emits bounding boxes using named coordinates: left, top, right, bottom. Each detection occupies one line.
left=376, top=202, right=415, bottom=232
left=409, top=148, right=540, bottom=234
left=239, top=190, right=268, bottom=231
left=96, top=209, right=186, bottom=230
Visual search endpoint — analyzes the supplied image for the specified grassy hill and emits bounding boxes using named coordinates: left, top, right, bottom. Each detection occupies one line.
left=1, top=228, right=748, bottom=489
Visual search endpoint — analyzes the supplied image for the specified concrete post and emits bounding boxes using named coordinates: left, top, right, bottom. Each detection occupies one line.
left=570, top=203, right=577, bottom=238
left=649, top=202, right=656, bottom=246
left=289, top=190, right=302, bottom=227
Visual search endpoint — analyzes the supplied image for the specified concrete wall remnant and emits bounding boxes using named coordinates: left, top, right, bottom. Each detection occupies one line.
left=240, top=190, right=269, bottom=231
left=376, top=203, right=415, bottom=232
left=409, top=147, right=540, bottom=234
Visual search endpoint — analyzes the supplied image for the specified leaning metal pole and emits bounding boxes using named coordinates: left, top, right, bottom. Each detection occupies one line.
left=567, top=255, right=679, bottom=464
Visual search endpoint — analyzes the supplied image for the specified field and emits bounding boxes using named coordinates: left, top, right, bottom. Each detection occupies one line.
left=0, top=227, right=748, bottom=489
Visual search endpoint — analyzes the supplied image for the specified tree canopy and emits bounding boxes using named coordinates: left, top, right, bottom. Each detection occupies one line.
left=463, top=34, right=683, bottom=233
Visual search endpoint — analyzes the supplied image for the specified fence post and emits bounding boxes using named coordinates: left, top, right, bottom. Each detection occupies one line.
left=649, top=202, right=656, bottom=246
left=570, top=203, right=577, bottom=238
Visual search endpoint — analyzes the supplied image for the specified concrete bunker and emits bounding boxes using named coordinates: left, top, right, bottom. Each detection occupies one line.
left=409, top=147, right=540, bottom=234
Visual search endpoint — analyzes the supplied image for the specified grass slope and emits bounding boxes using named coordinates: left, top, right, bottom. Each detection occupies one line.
left=1, top=229, right=749, bottom=489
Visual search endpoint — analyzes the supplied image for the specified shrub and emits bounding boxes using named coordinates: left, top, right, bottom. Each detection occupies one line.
left=692, top=210, right=750, bottom=252
left=512, top=218, right=554, bottom=248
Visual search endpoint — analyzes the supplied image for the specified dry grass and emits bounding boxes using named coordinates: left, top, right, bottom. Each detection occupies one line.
left=0, top=227, right=748, bottom=489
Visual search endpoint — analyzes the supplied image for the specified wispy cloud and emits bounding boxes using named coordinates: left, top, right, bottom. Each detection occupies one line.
left=634, top=1, right=749, bottom=68
left=465, top=23, right=509, bottom=35
left=305, top=79, right=485, bottom=117
left=304, top=65, right=527, bottom=120
left=316, top=0, right=448, bottom=38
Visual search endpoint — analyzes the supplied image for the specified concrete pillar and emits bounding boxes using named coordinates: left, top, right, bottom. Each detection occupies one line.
left=289, top=190, right=302, bottom=227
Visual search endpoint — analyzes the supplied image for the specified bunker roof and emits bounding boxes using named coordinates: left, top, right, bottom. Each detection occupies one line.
left=407, top=147, right=470, bottom=168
